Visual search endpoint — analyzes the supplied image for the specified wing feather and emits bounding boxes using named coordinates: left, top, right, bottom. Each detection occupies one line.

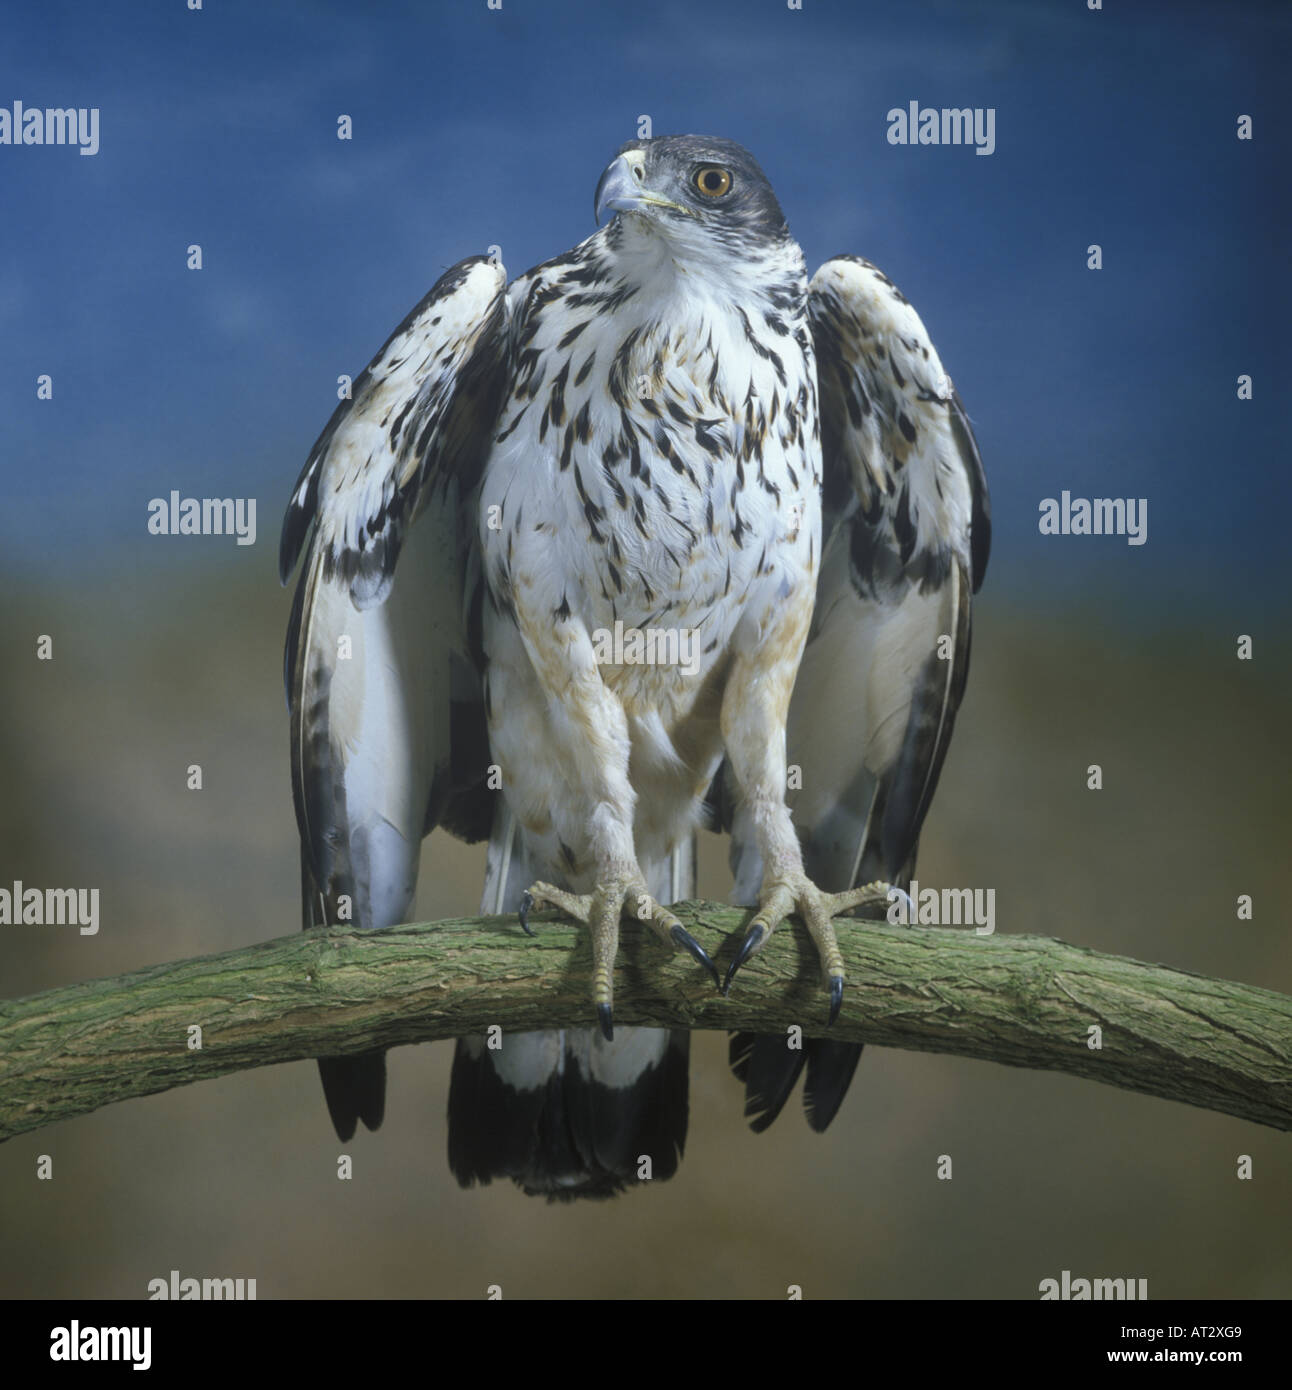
left=280, top=256, right=510, bottom=609
left=794, top=253, right=989, bottom=890
left=280, top=255, right=509, bottom=1138
left=727, top=254, right=990, bottom=1133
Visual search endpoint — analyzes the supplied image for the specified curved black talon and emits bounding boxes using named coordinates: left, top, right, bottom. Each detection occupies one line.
left=670, top=923, right=720, bottom=990
left=597, top=1002, right=614, bottom=1042
left=518, top=891, right=536, bottom=938
left=828, top=974, right=844, bottom=1026
left=722, top=921, right=766, bottom=996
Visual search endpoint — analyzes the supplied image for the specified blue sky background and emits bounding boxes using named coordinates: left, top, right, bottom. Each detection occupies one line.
left=1, top=0, right=1288, bottom=620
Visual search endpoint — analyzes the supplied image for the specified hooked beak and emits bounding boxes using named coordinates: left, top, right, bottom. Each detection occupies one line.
left=594, top=153, right=692, bottom=225
left=594, top=155, right=642, bottom=224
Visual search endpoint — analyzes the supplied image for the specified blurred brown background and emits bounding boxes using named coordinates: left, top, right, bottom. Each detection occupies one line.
left=0, top=557, right=1288, bottom=1300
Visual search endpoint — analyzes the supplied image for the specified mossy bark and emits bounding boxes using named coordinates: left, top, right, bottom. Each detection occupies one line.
left=1, top=903, right=1288, bottom=1139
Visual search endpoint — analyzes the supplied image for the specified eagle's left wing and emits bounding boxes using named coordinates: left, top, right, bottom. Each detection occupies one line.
left=728, top=255, right=990, bottom=1132
left=280, top=256, right=510, bottom=1140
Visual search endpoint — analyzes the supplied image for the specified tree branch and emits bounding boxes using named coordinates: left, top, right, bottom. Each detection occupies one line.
left=1, top=902, right=1289, bottom=1140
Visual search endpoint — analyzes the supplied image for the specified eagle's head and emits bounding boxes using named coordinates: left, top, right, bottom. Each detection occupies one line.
left=594, top=135, right=795, bottom=280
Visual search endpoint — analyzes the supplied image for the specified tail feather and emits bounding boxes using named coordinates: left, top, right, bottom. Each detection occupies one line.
left=447, top=808, right=692, bottom=1199
left=449, top=1029, right=689, bottom=1200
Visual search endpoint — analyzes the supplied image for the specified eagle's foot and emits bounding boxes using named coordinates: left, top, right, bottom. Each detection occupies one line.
left=722, top=874, right=893, bottom=1023
left=520, top=877, right=717, bottom=1041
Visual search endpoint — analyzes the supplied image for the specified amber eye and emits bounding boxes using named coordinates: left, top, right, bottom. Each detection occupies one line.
left=693, top=166, right=732, bottom=198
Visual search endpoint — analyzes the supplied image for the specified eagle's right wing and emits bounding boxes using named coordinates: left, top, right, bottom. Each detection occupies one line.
left=793, top=256, right=990, bottom=898
left=726, top=255, right=990, bottom=1134
left=279, top=255, right=510, bottom=1140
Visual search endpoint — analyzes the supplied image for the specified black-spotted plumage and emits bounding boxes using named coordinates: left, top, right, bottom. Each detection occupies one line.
left=720, top=255, right=990, bottom=1133
left=280, top=136, right=989, bottom=1190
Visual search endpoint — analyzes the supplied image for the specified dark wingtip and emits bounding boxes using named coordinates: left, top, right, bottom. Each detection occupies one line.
left=278, top=466, right=318, bottom=587
left=722, top=921, right=766, bottom=995
left=670, top=922, right=719, bottom=990
left=318, top=1052, right=387, bottom=1141
left=803, top=1039, right=864, bottom=1132
left=597, top=1003, right=614, bottom=1042
left=729, top=1031, right=807, bottom=1134
left=277, top=513, right=301, bottom=587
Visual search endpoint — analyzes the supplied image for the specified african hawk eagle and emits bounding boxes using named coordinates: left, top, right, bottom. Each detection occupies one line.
left=279, top=135, right=990, bottom=1198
